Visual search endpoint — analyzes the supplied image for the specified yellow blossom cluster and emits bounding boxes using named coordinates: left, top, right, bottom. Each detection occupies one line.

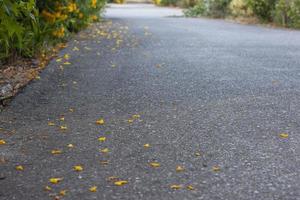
left=52, top=27, right=65, bottom=38
left=91, top=0, right=98, bottom=8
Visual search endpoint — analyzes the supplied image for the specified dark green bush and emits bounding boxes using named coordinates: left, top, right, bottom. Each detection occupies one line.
left=288, top=0, right=300, bottom=28
left=0, top=0, right=42, bottom=59
left=185, top=0, right=231, bottom=17
left=0, top=0, right=106, bottom=62
left=246, top=0, right=276, bottom=20
left=160, top=0, right=179, bottom=6
left=184, top=0, right=207, bottom=16
left=208, top=0, right=232, bottom=17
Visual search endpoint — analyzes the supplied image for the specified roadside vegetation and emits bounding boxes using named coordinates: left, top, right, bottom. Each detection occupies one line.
left=0, top=0, right=105, bottom=64
left=154, top=0, right=300, bottom=29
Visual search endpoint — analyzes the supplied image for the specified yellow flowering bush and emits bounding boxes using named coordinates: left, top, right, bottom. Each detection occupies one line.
left=0, top=0, right=106, bottom=61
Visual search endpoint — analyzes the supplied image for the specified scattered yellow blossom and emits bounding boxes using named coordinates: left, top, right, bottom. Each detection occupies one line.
left=96, top=118, right=105, bottom=125
left=49, top=178, right=63, bottom=184
left=98, top=137, right=106, bottom=142
left=73, top=165, right=83, bottom=171
left=114, top=180, right=128, bottom=186
left=16, top=165, right=24, bottom=171
left=149, top=162, right=160, bottom=168
left=89, top=186, right=97, bottom=192
left=0, top=139, right=6, bottom=145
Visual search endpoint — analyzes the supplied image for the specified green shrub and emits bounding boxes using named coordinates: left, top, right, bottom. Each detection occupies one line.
left=288, top=0, right=300, bottom=28
left=246, top=0, right=276, bottom=20
left=0, top=0, right=42, bottom=59
left=207, top=0, right=232, bottom=17
left=0, top=0, right=106, bottom=62
left=160, top=0, right=179, bottom=6
left=185, top=0, right=231, bottom=17
left=184, top=0, right=207, bottom=16
left=229, top=0, right=252, bottom=16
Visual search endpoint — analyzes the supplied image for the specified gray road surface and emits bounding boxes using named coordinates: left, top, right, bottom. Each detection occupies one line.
left=1, top=4, right=300, bottom=200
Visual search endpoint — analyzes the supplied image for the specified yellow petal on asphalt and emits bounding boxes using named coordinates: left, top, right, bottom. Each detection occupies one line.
left=114, top=180, right=128, bottom=186
left=69, top=108, right=74, bottom=112
left=89, top=186, right=97, bottom=192
left=56, top=58, right=62, bottom=62
left=0, top=139, right=6, bottom=145
left=100, top=148, right=109, bottom=153
left=60, top=117, right=65, bottom=121
left=170, top=185, right=182, bottom=190
left=212, top=166, right=221, bottom=172
left=143, top=143, right=150, bottom=148
left=51, top=149, right=62, bottom=155
left=73, top=165, right=83, bottom=171
left=49, top=178, right=63, bottom=184
left=128, top=119, right=134, bottom=123
left=64, top=54, right=70, bottom=60
left=149, top=162, right=160, bottom=168
left=67, top=144, right=74, bottom=148
left=48, top=122, right=55, bottom=126
left=98, top=137, right=106, bottom=142
left=15, top=165, right=24, bottom=171
left=44, top=186, right=52, bottom=191
left=60, top=126, right=67, bottom=130
left=279, top=133, right=289, bottom=138
left=63, top=62, right=71, bottom=65
left=72, top=47, right=79, bottom=51
left=59, top=190, right=67, bottom=196
left=132, top=114, right=140, bottom=119
left=176, top=165, right=185, bottom=172
left=96, top=118, right=105, bottom=125
left=186, top=185, right=195, bottom=190
left=194, top=152, right=201, bottom=157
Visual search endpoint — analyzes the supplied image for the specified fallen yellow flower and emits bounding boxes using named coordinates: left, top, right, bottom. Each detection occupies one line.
left=48, top=122, right=55, bottom=126
left=100, top=148, right=109, bottom=153
left=98, top=137, right=106, bottom=142
left=187, top=185, right=195, bottom=190
left=64, top=54, right=70, bottom=60
left=0, top=139, right=6, bottom=145
left=114, top=180, right=128, bottom=186
left=279, top=133, right=289, bottom=138
left=51, top=149, right=62, bottom=154
left=176, top=165, right=185, bottom=172
left=149, top=162, right=160, bottom=168
left=59, top=190, right=67, bottom=196
left=89, top=186, right=97, bottom=192
left=73, top=165, right=83, bottom=171
left=44, top=186, right=52, bottom=191
left=143, top=143, right=150, bottom=148
left=170, top=184, right=182, bottom=190
left=60, top=125, right=67, bottom=130
left=96, top=118, right=105, bottom=125
left=15, top=165, right=24, bottom=171
left=63, top=62, right=71, bottom=65
left=67, top=144, right=74, bottom=148
left=49, top=178, right=63, bottom=184
left=212, top=166, right=221, bottom=172
left=132, top=114, right=140, bottom=119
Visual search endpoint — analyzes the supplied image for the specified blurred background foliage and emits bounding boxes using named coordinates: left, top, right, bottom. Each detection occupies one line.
left=153, top=0, right=300, bottom=28
left=0, top=0, right=105, bottom=62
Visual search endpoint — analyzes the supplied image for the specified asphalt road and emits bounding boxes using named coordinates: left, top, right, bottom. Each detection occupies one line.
left=1, top=4, right=300, bottom=200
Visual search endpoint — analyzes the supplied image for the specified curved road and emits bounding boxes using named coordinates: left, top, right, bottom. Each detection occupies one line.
left=1, top=4, right=300, bottom=200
